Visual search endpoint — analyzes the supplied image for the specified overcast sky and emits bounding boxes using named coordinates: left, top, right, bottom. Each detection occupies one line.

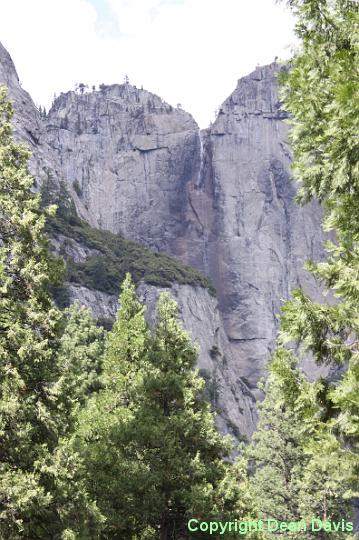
left=0, top=0, right=297, bottom=128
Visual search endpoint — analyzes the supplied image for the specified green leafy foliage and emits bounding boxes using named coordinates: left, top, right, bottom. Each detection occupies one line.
left=54, top=302, right=106, bottom=432
left=279, top=0, right=359, bottom=210
left=262, top=0, right=359, bottom=530
left=247, top=369, right=306, bottom=527
left=247, top=352, right=353, bottom=539
left=42, top=180, right=216, bottom=298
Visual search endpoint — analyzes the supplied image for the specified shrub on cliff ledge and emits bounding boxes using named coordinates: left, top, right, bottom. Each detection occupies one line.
left=43, top=180, right=216, bottom=298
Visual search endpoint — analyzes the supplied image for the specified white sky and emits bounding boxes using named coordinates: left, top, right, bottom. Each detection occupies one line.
left=0, top=0, right=297, bottom=128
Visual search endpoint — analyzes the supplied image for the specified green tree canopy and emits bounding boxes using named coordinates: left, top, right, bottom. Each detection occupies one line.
left=248, top=349, right=354, bottom=539
left=78, top=274, right=257, bottom=539
left=0, top=86, right=102, bottom=539
left=264, top=0, right=359, bottom=529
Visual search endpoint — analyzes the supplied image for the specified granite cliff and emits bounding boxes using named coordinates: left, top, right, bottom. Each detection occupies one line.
left=196, top=65, right=326, bottom=389
left=0, top=42, right=93, bottom=225
left=43, top=61, right=327, bottom=392
left=0, top=40, right=326, bottom=437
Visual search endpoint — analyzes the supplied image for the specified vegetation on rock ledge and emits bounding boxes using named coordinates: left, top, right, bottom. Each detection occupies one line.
left=42, top=181, right=216, bottom=302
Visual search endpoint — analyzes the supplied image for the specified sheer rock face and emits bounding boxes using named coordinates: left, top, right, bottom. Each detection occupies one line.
left=43, top=62, right=326, bottom=392
left=0, top=42, right=42, bottom=149
left=45, top=85, right=199, bottom=254
left=194, top=64, right=327, bottom=391
left=137, top=282, right=257, bottom=439
left=0, top=42, right=94, bottom=224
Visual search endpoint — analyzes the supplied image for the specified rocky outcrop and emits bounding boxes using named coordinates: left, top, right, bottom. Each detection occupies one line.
left=69, top=285, right=119, bottom=321
left=0, top=42, right=43, bottom=153
left=42, top=61, right=327, bottom=394
left=48, top=215, right=257, bottom=436
left=191, top=64, right=327, bottom=392
left=0, top=42, right=94, bottom=225
left=137, top=283, right=257, bottom=439
left=66, top=279, right=257, bottom=439
left=45, top=84, right=199, bottom=254
left=49, top=233, right=101, bottom=262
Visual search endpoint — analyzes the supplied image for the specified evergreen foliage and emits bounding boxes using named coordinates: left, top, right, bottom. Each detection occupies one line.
left=281, top=0, right=358, bottom=472
left=55, top=302, right=106, bottom=433
left=42, top=180, right=216, bottom=299
left=76, top=274, right=255, bottom=539
left=254, top=0, right=359, bottom=531
left=0, top=87, right=103, bottom=539
left=247, top=364, right=306, bottom=526
left=247, top=0, right=358, bottom=534
left=247, top=350, right=353, bottom=538
left=280, top=0, right=358, bottom=208
left=1, top=0, right=358, bottom=535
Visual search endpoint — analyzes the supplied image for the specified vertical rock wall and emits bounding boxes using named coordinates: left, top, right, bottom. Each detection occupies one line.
left=0, top=41, right=94, bottom=225
left=193, top=64, right=326, bottom=390
left=45, top=85, right=199, bottom=254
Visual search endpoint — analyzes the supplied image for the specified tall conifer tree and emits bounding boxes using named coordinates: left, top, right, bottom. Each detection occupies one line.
left=246, top=355, right=307, bottom=527
left=0, top=87, right=102, bottom=539
left=247, top=349, right=353, bottom=538
left=283, top=0, right=357, bottom=486
left=55, top=302, right=105, bottom=433
left=248, top=2, right=358, bottom=531
left=78, top=275, right=256, bottom=539
left=259, top=0, right=359, bottom=529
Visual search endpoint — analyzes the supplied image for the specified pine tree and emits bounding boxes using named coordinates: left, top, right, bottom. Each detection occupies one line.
left=263, top=0, right=359, bottom=530
left=76, top=273, right=155, bottom=537
left=280, top=0, right=359, bottom=494
left=0, top=87, right=102, bottom=538
left=78, top=275, right=255, bottom=539
left=248, top=349, right=353, bottom=539
left=54, top=302, right=106, bottom=433
left=246, top=358, right=307, bottom=528
left=142, top=291, right=233, bottom=539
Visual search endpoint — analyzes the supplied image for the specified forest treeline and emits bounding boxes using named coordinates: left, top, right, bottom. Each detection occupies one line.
left=0, top=0, right=358, bottom=538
